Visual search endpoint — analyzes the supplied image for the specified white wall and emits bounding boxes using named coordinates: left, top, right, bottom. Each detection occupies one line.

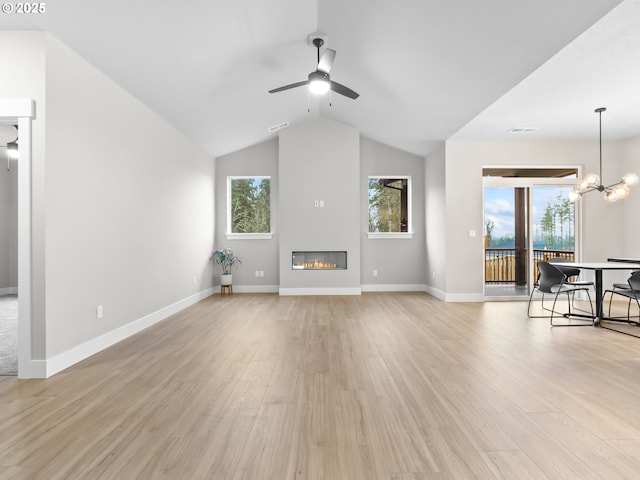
left=0, top=32, right=48, bottom=357
left=425, top=145, right=447, bottom=297
left=42, top=35, right=215, bottom=359
left=620, top=134, right=640, bottom=258
left=1, top=32, right=215, bottom=373
left=214, top=138, right=279, bottom=291
left=360, top=136, right=426, bottom=290
left=279, top=118, right=360, bottom=293
left=443, top=139, right=627, bottom=299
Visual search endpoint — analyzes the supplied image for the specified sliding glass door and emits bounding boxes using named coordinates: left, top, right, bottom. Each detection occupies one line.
left=483, top=171, right=579, bottom=299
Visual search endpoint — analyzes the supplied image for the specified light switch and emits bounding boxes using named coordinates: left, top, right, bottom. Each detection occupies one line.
left=468, top=229, right=476, bottom=238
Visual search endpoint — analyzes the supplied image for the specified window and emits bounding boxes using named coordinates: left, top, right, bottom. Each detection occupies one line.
left=227, top=176, right=271, bottom=239
left=368, top=176, right=412, bottom=238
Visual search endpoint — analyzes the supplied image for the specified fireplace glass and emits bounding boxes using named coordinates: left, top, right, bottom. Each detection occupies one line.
left=292, top=251, right=347, bottom=270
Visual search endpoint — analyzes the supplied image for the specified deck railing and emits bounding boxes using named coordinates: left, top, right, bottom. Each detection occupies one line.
left=485, top=248, right=574, bottom=284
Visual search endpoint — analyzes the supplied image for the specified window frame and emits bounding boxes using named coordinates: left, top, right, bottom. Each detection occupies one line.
left=226, top=175, right=272, bottom=240
left=367, top=175, right=413, bottom=239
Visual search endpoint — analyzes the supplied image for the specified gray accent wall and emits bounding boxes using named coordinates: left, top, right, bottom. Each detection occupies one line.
left=360, top=137, right=427, bottom=289
left=279, top=118, right=361, bottom=293
left=214, top=138, right=279, bottom=289
left=215, top=124, right=429, bottom=293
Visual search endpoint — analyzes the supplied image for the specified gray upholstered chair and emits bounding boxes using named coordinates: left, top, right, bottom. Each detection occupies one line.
left=602, top=270, right=640, bottom=328
left=528, top=261, right=594, bottom=326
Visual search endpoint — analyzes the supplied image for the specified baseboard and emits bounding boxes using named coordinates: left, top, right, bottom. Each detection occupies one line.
left=279, top=287, right=362, bottom=296
left=0, top=287, right=18, bottom=296
left=424, top=285, right=447, bottom=301
left=223, top=285, right=280, bottom=294
left=44, top=287, right=215, bottom=378
left=361, top=284, right=427, bottom=293
left=225, top=284, right=482, bottom=301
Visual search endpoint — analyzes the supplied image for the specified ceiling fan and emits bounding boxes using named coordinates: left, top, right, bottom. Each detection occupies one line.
left=268, top=38, right=359, bottom=100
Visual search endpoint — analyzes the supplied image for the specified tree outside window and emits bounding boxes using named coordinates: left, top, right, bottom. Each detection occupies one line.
left=228, top=177, right=271, bottom=234
left=368, top=177, right=411, bottom=233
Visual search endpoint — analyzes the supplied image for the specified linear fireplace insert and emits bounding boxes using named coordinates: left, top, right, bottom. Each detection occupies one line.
left=292, top=251, right=347, bottom=270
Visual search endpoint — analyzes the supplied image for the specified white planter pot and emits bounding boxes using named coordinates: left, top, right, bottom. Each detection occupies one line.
left=220, top=274, right=233, bottom=286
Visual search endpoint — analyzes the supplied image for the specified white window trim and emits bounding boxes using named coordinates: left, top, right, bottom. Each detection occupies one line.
left=226, top=232, right=273, bottom=240
left=367, top=232, right=414, bottom=239
left=226, top=175, right=272, bottom=239
left=367, top=175, right=412, bottom=238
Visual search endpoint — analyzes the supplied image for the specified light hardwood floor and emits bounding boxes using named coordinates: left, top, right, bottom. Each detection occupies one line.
left=2, top=293, right=640, bottom=479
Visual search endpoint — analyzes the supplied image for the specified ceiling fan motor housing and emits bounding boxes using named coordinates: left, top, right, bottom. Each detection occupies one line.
left=308, top=70, right=329, bottom=82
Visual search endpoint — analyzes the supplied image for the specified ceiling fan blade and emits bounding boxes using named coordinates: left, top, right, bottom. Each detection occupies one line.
left=330, top=80, right=359, bottom=99
left=268, top=80, right=308, bottom=94
left=317, top=48, right=336, bottom=74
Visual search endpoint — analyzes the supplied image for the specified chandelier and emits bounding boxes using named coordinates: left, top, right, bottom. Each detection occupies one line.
left=569, top=107, right=638, bottom=203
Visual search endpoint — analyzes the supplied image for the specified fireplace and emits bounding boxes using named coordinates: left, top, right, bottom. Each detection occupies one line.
left=292, top=251, right=347, bottom=270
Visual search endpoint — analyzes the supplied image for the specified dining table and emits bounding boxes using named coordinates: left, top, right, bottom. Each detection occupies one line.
left=556, top=261, right=640, bottom=326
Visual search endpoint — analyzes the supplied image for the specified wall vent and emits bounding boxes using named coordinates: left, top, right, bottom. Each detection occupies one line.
left=507, top=127, right=539, bottom=133
left=268, top=122, right=289, bottom=133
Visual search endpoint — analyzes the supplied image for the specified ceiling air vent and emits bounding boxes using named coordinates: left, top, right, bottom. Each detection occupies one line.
left=507, top=127, right=539, bottom=133
left=268, top=122, right=289, bottom=133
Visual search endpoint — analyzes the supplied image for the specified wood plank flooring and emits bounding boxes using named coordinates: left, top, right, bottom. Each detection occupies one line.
left=2, top=293, right=640, bottom=479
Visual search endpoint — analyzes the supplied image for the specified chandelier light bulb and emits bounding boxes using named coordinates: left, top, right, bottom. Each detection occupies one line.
left=568, top=189, right=581, bottom=203
left=584, top=173, right=599, bottom=186
left=613, top=184, right=630, bottom=199
left=578, top=179, right=591, bottom=192
left=604, top=189, right=618, bottom=202
left=623, top=172, right=639, bottom=186
left=571, top=108, right=634, bottom=203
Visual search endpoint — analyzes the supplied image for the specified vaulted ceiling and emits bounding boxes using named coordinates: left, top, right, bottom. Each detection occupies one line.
left=3, top=0, right=638, bottom=158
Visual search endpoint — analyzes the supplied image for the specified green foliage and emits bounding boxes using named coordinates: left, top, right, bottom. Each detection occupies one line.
left=210, top=247, right=241, bottom=274
left=231, top=178, right=270, bottom=233
left=485, top=219, right=495, bottom=240
left=537, top=193, right=574, bottom=249
left=368, top=178, right=405, bottom=232
left=490, top=234, right=515, bottom=248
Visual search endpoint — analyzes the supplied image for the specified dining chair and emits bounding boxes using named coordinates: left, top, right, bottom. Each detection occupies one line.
left=527, top=257, right=594, bottom=318
left=549, top=257, right=595, bottom=314
left=528, top=261, right=594, bottom=326
left=602, top=270, right=640, bottom=327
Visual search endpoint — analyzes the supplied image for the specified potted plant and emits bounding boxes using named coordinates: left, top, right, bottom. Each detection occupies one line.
left=210, top=247, right=241, bottom=285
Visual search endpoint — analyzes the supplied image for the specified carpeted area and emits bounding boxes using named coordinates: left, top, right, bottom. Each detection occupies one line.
left=0, top=294, right=18, bottom=375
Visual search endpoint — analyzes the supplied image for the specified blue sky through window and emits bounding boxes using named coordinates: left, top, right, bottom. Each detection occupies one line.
left=484, top=187, right=573, bottom=248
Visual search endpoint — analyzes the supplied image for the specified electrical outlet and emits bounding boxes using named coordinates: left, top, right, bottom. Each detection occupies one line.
left=314, top=200, right=319, bottom=207
left=255, top=270, right=260, bottom=277
left=373, top=269, right=378, bottom=277
left=432, top=271, right=436, bottom=279
left=192, top=276, right=196, bottom=285
left=259, top=271, right=264, bottom=277
left=96, top=305, right=103, bottom=319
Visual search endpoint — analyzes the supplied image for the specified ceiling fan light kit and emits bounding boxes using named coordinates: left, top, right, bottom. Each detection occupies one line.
left=569, top=107, right=638, bottom=203
left=268, top=36, right=359, bottom=101
left=308, top=70, right=330, bottom=95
